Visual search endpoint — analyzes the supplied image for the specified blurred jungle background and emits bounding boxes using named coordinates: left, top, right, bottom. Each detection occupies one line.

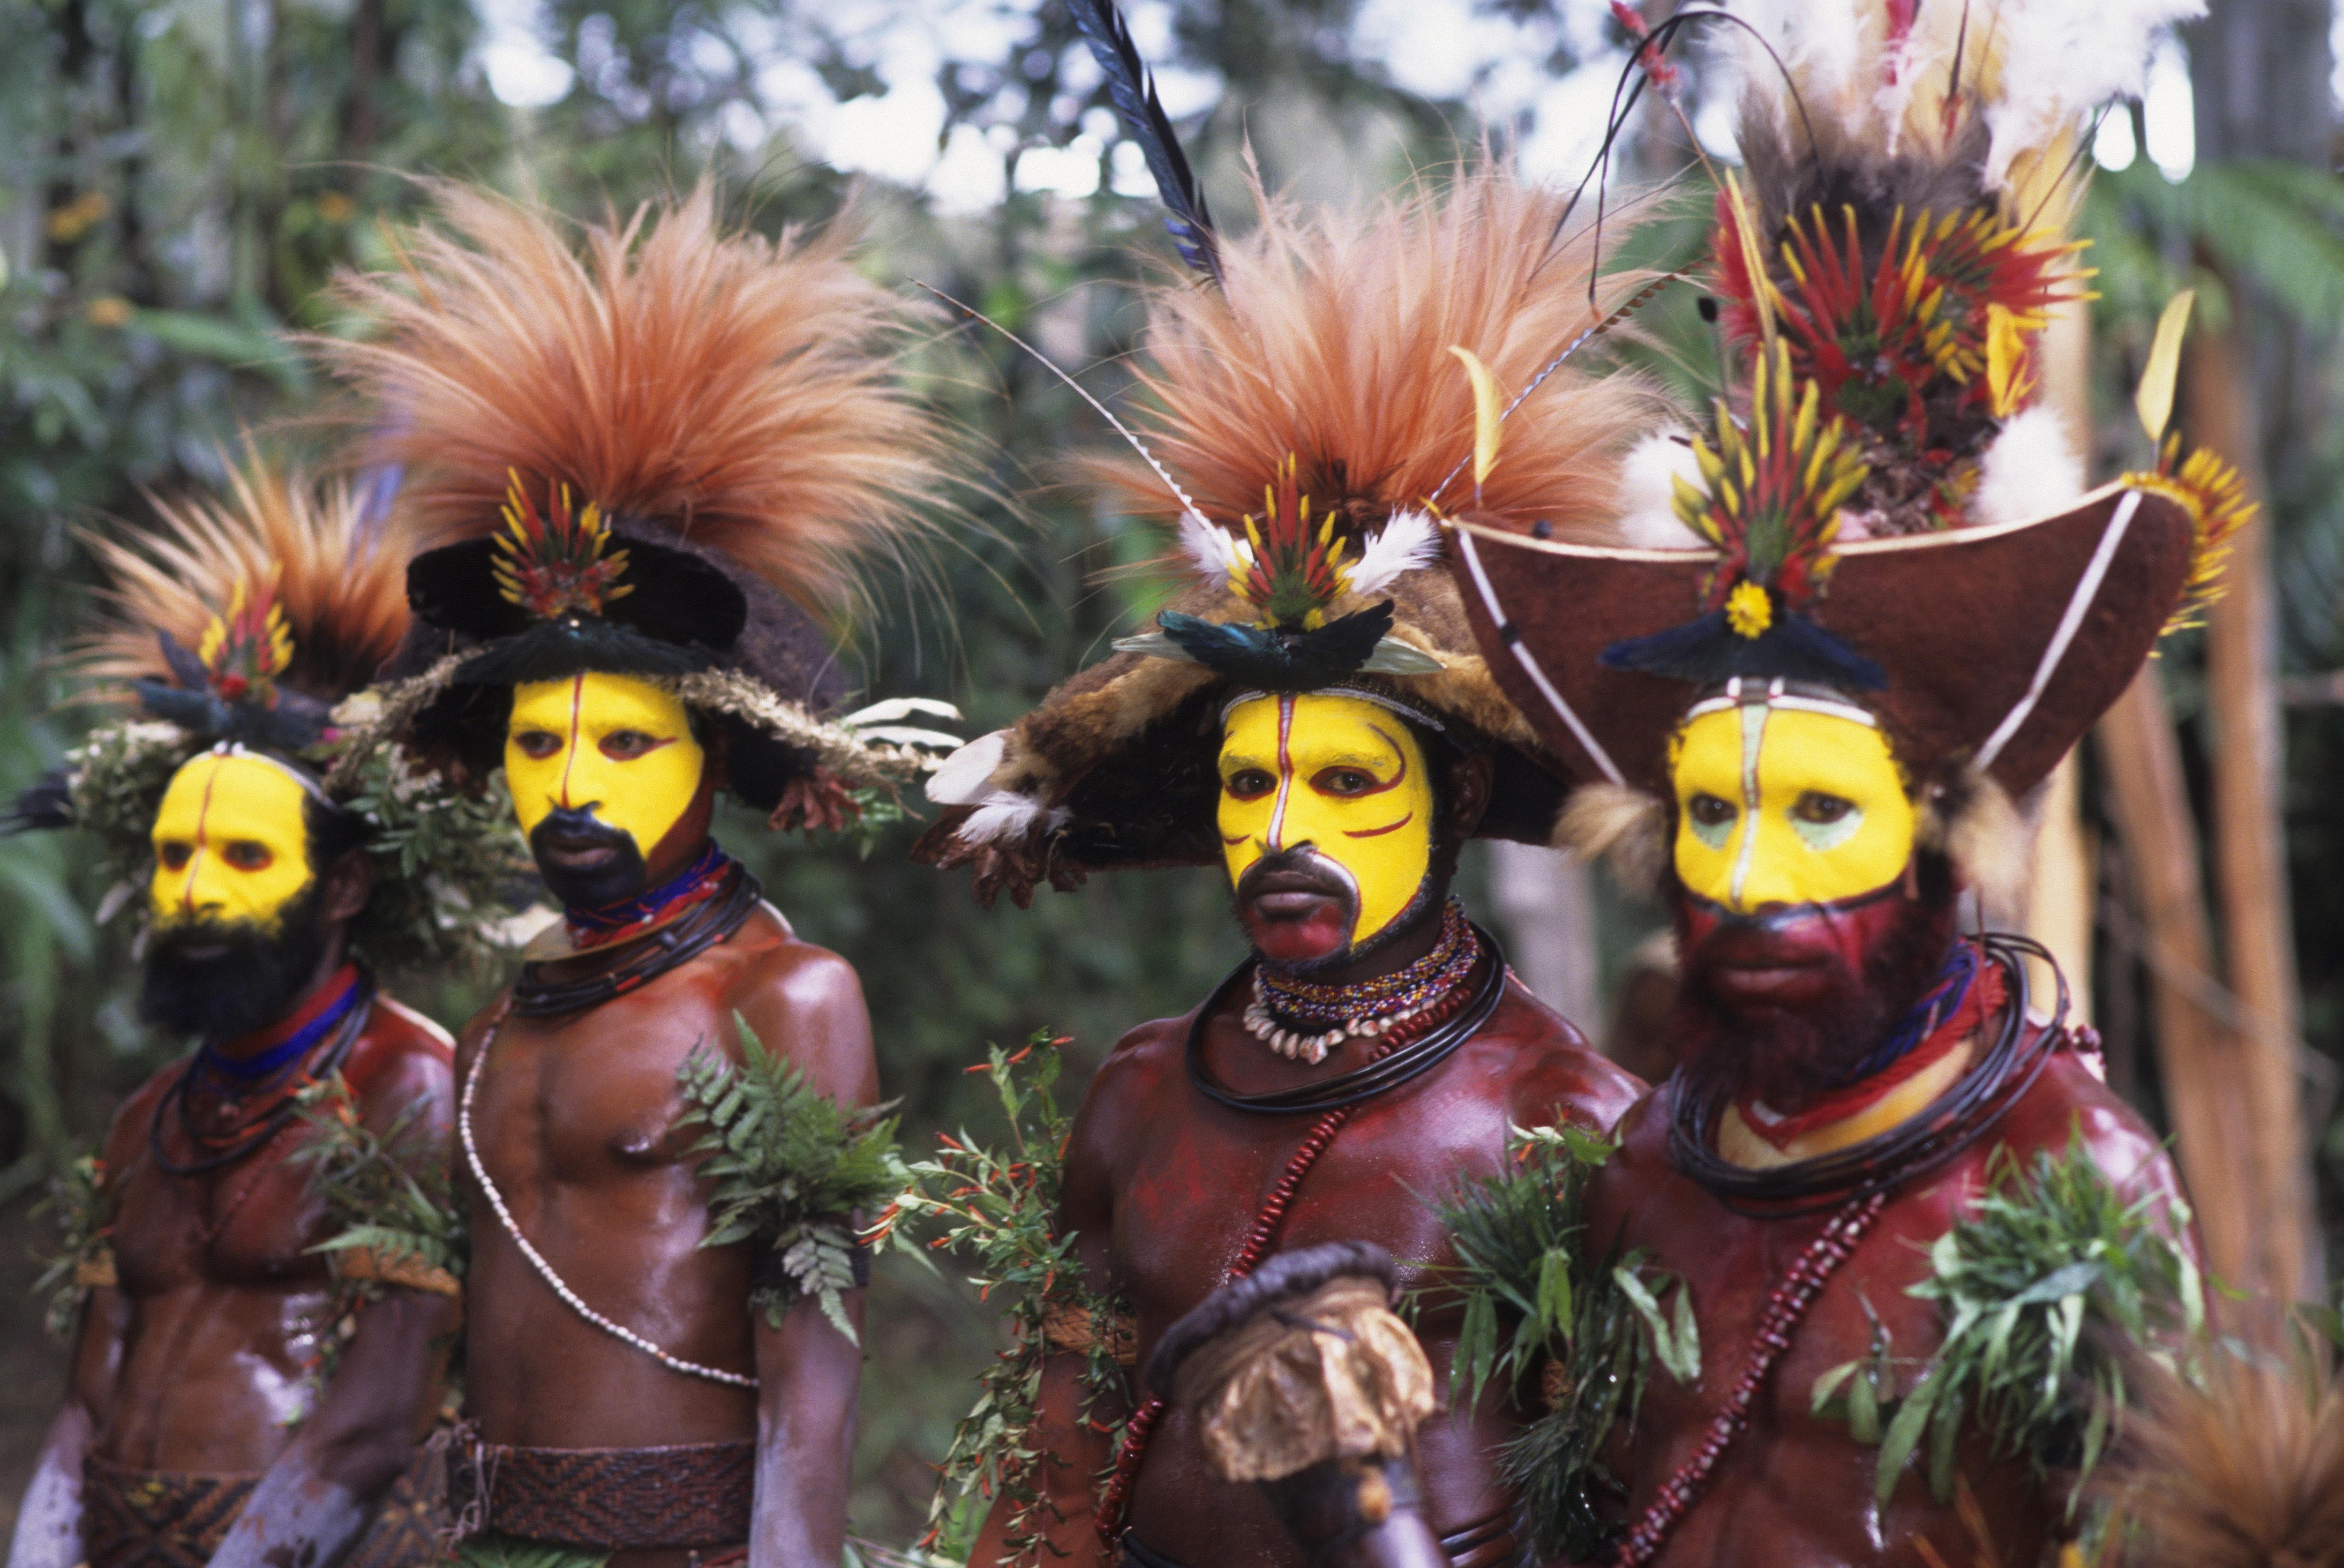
left=3, top=0, right=2343, bottom=1550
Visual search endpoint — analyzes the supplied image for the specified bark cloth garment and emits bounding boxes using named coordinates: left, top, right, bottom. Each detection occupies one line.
left=81, top=1445, right=442, bottom=1568
left=445, top=1433, right=753, bottom=1557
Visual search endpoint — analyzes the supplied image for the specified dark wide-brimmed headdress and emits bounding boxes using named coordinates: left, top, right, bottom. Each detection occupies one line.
left=4, top=446, right=523, bottom=968
left=914, top=150, right=1668, bottom=905
left=1448, top=0, right=2241, bottom=897
left=321, top=181, right=958, bottom=821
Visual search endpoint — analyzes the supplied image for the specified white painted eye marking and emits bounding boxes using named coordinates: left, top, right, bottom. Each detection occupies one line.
left=1792, top=805, right=1864, bottom=852
left=1729, top=700, right=1768, bottom=908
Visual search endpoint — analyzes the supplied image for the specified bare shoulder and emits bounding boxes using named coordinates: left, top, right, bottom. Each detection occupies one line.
left=346, top=991, right=459, bottom=1134
left=1078, top=1013, right=1188, bottom=1124
left=719, top=906, right=876, bottom=1104
left=1992, top=1046, right=2176, bottom=1200
left=1489, top=978, right=1647, bottom=1134
left=1587, top=1085, right=1678, bottom=1204
left=102, top=1064, right=181, bottom=1174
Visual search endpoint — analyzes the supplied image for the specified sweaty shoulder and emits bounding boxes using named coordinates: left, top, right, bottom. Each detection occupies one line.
left=723, top=907, right=877, bottom=1105
left=1990, top=1043, right=2176, bottom=1201
left=1490, top=976, right=1645, bottom=1135
left=345, top=991, right=458, bottom=1135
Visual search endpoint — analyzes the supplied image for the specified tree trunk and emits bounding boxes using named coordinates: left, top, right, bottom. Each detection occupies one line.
left=2097, top=672, right=2262, bottom=1288
left=2184, top=0, right=2329, bottom=1298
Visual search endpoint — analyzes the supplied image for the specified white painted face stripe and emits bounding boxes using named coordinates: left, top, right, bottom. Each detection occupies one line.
left=1729, top=698, right=1769, bottom=908
left=1265, top=695, right=1297, bottom=851
left=557, top=674, right=584, bottom=807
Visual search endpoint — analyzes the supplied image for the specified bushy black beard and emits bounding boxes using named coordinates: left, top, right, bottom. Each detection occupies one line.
left=140, top=881, right=330, bottom=1043
left=1672, top=878, right=1959, bottom=1115
left=530, top=807, right=649, bottom=910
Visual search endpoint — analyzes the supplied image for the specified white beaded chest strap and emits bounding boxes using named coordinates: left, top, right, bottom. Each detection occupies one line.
left=458, top=1011, right=758, bottom=1389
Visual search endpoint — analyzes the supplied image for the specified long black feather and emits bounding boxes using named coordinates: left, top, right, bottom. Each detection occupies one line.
left=1157, top=602, right=1394, bottom=690
left=1066, top=0, right=1223, bottom=285
left=2, top=769, right=75, bottom=834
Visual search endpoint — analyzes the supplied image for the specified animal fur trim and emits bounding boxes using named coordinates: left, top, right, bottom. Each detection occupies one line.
left=77, top=442, right=412, bottom=705
left=1916, top=768, right=2030, bottom=915
left=1554, top=781, right=1668, bottom=896
left=320, top=179, right=942, bottom=616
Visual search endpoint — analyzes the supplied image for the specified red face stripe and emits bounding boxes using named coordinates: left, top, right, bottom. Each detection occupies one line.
left=1325, top=724, right=1412, bottom=796
left=180, top=759, right=222, bottom=913
left=557, top=674, right=584, bottom=806
left=1343, top=811, right=1415, bottom=839
left=1265, top=696, right=1298, bottom=851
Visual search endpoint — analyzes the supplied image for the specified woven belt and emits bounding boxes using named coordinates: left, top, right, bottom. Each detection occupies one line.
left=447, top=1437, right=755, bottom=1549
left=83, top=1448, right=441, bottom=1568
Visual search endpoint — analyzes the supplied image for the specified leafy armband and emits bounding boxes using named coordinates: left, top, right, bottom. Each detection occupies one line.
left=34, top=1152, right=118, bottom=1341
left=292, top=1073, right=467, bottom=1300
left=674, top=1012, right=902, bottom=1345
left=879, top=1032, right=1134, bottom=1564
left=1440, top=1123, right=1698, bottom=1565
left=1809, top=1130, right=2205, bottom=1510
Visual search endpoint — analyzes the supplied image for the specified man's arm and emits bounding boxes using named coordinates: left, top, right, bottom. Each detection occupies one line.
left=7, top=1284, right=127, bottom=1568
left=739, top=945, right=876, bottom=1568
left=210, top=1043, right=459, bottom=1568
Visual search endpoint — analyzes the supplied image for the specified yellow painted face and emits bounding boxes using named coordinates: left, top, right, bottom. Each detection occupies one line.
left=505, top=672, right=705, bottom=849
left=1670, top=701, right=1915, bottom=912
left=1217, top=692, right=1436, bottom=947
left=149, top=751, right=316, bottom=933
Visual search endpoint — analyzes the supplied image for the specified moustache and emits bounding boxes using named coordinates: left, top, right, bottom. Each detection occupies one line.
left=1234, top=846, right=1361, bottom=908
left=529, top=806, right=648, bottom=909
left=141, top=894, right=327, bottom=1043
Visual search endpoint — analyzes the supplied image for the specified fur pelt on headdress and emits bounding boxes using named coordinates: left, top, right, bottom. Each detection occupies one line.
left=320, top=178, right=938, bottom=615
left=76, top=443, right=409, bottom=706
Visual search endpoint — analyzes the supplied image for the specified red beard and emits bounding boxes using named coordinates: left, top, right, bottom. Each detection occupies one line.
left=1669, top=856, right=1960, bottom=1115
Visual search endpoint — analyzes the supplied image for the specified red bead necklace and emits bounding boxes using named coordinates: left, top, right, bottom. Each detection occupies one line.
left=1612, top=1188, right=1888, bottom=1566
left=1091, top=972, right=1481, bottom=1544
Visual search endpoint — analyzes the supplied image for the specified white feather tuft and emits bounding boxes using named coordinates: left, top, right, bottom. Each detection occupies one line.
left=1345, top=510, right=1443, bottom=599
left=955, top=792, right=1069, bottom=846
left=1178, top=508, right=1250, bottom=586
left=1614, top=433, right=1708, bottom=550
left=1970, top=404, right=2085, bottom=527
left=925, top=729, right=1007, bottom=805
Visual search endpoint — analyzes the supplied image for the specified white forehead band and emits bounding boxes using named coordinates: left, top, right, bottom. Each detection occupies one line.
left=204, top=741, right=338, bottom=806
left=1682, top=675, right=1878, bottom=729
left=1220, top=685, right=1451, bottom=736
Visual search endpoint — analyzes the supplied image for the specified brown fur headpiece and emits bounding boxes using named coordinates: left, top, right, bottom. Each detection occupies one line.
left=916, top=166, right=1672, bottom=904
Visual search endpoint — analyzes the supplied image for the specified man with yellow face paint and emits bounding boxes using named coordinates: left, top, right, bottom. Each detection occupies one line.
left=920, top=154, right=1661, bottom=1568
left=1443, top=35, right=2236, bottom=1548
left=333, top=185, right=954, bottom=1568
left=3, top=460, right=509, bottom=1568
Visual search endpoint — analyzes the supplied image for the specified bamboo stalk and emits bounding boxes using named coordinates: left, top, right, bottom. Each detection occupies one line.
left=2096, top=671, right=2260, bottom=1288
left=2186, top=319, right=2319, bottom=1298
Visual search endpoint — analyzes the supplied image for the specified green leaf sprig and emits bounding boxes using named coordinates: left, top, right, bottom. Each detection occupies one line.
left=674, top=1013, right=903, bottom=1345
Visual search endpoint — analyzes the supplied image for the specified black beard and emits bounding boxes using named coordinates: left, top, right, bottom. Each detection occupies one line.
left=530, top=808, right=650, bottom=910
left=140, top=882, right=330, bottom=1043
left=1673, top=884, right=1959, bottom=1116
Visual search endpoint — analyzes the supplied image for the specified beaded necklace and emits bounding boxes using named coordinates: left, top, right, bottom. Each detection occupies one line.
left=1244, top=900, right=1477, bottom=1063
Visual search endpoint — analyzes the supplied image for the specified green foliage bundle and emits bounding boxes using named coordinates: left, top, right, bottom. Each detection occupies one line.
left=291, top=1072, right=466, bottom=1291
left=1440, top=1124, right=1697, bottom=1564
left=675, top=1013, right=904, bottom=1345
left=33, top=1151, right=113, bottom=1342
left=335, top=740, right=530, bottom=972
left=1810, top=1132, right=2204, bottom=1508
left=55, top=716, right=526, bottom=973
left=881, top=1033, right=1132, bottom=1563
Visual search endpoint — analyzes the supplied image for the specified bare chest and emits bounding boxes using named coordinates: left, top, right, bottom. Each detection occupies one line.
left=111, top=1119, right=335, bottom=1292
left=1109, top=1071, right=1518, bottom=1337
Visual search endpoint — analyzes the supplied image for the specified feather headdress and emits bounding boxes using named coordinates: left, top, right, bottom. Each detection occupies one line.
left=75, top=445, right=410, bottom=749
left=1703, top=0, right=2200, bottom=538
left=917, top=165, right=1672, bottom=902
left=321, top=179, right=936, bottom=616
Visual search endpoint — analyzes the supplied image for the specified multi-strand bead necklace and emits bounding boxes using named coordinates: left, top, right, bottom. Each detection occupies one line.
left=1243, top=899, right=1480, bottom=1063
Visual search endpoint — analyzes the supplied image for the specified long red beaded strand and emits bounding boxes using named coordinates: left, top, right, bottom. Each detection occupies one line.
left=1090, top=974, right=1481, bottom=1544
left=1612, top=1189, right=1888, bottom=1567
